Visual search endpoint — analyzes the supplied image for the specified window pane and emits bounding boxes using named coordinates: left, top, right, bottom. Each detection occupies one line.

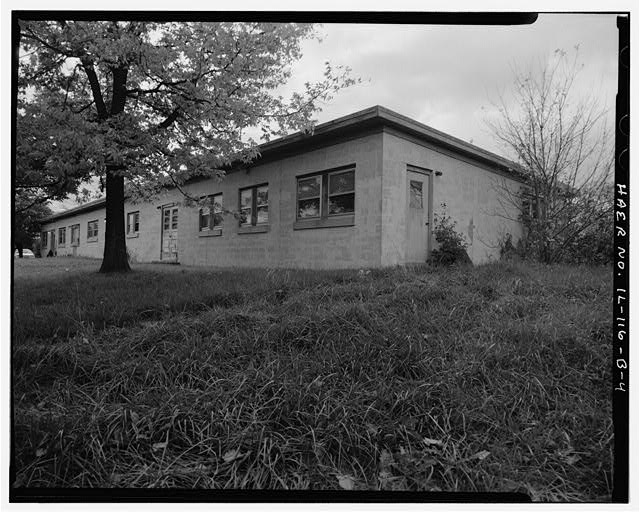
left=328, top=193, right=355, bottom=215
left=256, top=205, right=269, bottom=224
left=134, top=213, right=139, bottom=232
left=163, top=209, right=170, bottom=230
left=256, top=186, right=268, bottom=206
left=409, top=180, right=423, bottom=209
left=213, top=195, right=223, bottom=213
left=171, top=209, right=178, bottom=229
left=211, top=195, right=223, bottom=227
left=240, top=189, right=253, bottom=208
left=297, top=176, right=321, bottom=199
left=240, top=208, right=251, bottom=226
left=298, top=198, right=321, bottom=218
left=329, top=170, right=355, bottom=195
left=199, top=208, right=210, bottom=230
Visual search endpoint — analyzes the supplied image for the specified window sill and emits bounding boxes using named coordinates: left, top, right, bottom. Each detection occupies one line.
left=126, top=233, right=139, bottom=239
left=87, top=238, right=98, bottom=243
left=294, top=215, right=355, bottom=230
left=199, top=228, right=223, bottom=237
left=238, top=224, right=270, bottom=235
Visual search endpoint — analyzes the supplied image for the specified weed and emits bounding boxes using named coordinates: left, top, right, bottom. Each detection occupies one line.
left=12, top=258, right=612, bottom=498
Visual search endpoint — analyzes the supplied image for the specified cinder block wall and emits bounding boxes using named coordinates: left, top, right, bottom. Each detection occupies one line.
left=178, top=132, right=384, bottom=268
left=381, top=129, right=523, bottom=265
left=43, top=132, right=385, bottom=269
left=125, top=189, right=182, bottom=263
left=44, top=209, right=106, bottom=259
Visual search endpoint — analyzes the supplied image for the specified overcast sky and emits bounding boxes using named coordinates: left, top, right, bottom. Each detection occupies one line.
left=284, top=13, right=619, bottom=157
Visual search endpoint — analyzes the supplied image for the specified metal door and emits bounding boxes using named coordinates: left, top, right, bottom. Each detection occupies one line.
left=406, top=169, right=432, bottom=263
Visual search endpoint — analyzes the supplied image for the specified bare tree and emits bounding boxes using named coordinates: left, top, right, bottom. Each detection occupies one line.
left=487, top=49, right=613, bottom=263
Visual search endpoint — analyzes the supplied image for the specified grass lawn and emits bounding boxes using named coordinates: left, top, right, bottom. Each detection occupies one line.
left=12, top=257, right=612, bottom=499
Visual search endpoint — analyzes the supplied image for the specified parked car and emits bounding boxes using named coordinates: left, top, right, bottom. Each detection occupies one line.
left=14, top=249, right=35, bottom=258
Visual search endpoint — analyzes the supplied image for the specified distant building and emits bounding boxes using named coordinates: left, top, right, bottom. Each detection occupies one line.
left=40, top=106, right=524, bottom=268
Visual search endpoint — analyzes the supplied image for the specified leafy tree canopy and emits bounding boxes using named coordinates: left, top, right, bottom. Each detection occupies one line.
left=17, top=21, right=356, bottom=271
left=19, top=21, right=355, bottom=197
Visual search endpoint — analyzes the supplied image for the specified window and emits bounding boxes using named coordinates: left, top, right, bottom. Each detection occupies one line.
left=58, top=227, right=66, bottom=246
left=409, top=180, right=423, bottom=209
left=127, top=211, right=140, bottom=236
left=521, top=188, right=542, bottom=220
left=199, top=194, right=223, bottom=234
left=239, top=184, right=269, bottom=232
left=295, top=166, right=355, bottom=229
left=87, top=220, right=99, bottom=240
left=41, top=231, right=48, bottom=247
left=70, top=224, right=80, bottom=246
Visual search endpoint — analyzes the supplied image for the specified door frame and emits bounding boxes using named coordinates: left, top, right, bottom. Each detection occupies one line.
left=159, top=203, right=178, bottom=261
left=406, top=164, right=434, bottom=259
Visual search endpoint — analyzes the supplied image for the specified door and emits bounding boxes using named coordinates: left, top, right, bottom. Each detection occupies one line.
left=406, top=169, right=431, bottom=263
left=161, top=205, right=179, bottom=261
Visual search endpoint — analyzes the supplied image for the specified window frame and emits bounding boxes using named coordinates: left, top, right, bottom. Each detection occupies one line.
left=198, top=193, right=224, bottom=237
left=238, top=183, right=270, bottom=234
left=127, top=211, right=140, bottom=238
left=294, top=165, right=356, bottom=230
left=87, top=219, right=99, bottom=242
left=70, top=224, right=80, bottom=246
left=409, top=180, right=424, bottom=209
left=41, top=231, right=48, bottom=248
left=58, top=227, right=66, bottom=247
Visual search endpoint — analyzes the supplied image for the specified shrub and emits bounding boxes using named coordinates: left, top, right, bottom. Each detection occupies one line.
left=499, top=233, right=521, bottom=261
left=428, top=204, right=472, bottom=266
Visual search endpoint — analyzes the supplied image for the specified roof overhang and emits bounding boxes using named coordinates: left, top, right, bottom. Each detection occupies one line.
left=43, top=106, right=526, bottom=223
left=250, top=105, right=525, bottom=180
left=42, top=198, right=106, bottom=224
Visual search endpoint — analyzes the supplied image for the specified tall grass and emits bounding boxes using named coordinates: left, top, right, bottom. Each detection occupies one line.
left=12, top=258, right=612, bottom=499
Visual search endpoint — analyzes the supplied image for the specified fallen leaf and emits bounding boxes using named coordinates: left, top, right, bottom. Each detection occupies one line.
left=35, top=448, right=46, bottom=457
left=223, top=449, right=243, bottom=463
left=565, top=454, right=581, bottom=465
left=365, top=423, right=379, bottom=435
left=152, top=441, right=168, bottom=451
left=472, top=450, right=490, bottom=461
left=423, top=437, right=444, bottom=447
left=337, top=474, right=355, bottom=490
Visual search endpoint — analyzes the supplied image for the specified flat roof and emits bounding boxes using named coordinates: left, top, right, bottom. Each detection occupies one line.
left=43, top=106, right=524, bottom=224
left=257, top=105, right=523, bottom=176
left=43, top=197, right=106, bottom=224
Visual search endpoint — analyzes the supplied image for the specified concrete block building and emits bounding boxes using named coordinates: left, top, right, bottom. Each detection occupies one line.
left=40, top=106, right=525, bottom=268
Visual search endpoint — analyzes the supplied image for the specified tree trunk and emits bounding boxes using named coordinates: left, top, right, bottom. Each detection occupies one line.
left=99, top=66, right=130, bottom=273
left=99, top=170, right=130, bottom=273
left=16, top=240, right=24, bottom=258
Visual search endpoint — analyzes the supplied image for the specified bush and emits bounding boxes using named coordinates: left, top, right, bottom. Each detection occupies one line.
left=499, top=233, right=521, bottom=261
left=428, top=204, right=472, bottom=266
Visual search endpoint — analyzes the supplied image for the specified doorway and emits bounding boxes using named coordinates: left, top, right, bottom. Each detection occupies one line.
left=161, top=205, right=179, bottom=261
left=405, top=167, right=432, bottom=263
